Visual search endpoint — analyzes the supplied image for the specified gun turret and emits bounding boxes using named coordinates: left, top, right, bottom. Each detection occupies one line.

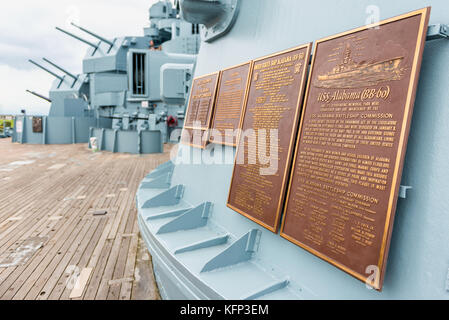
left=55, top=26, right=99, bottom=49
left=70, top=22, right=114, bottom=48
left=42, top=58, right=78, bottom=81
left=26, top=90, right=52, bottom=103
left=28, top=59, right=64, bottom=81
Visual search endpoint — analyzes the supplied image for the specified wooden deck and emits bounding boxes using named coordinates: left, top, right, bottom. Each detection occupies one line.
left=0, top=138, right=171, bottom=300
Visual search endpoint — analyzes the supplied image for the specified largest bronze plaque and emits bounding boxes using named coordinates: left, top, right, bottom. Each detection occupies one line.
left=227, top=43, right=313, bottom=232
left=184, top=71, right=220, bottom=130
left=281, top=8, right=430, bottom=290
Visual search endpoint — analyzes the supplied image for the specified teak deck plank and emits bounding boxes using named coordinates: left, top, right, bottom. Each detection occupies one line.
left=46, top=217, right=108, bottom=300
left=0, top=139, right=169, bottom=300
left=0, top=156, right=116, bottom=299
left=25, top=217, right=103, bottom=300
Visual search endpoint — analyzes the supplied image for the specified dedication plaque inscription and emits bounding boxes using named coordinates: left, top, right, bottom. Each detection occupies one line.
left=210, top=62, right=252, bottom=146
left=281, top=8, right=430, bottom=290
left=184, top=72, right=220, bottom=130
left=227, top=43, right=312, bottom=232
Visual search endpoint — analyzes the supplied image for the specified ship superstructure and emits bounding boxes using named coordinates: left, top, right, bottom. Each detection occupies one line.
left=13, top=0, right=200, bottom=153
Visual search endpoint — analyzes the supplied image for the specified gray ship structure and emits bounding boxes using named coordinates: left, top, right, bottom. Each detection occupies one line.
left=13, top=0, right=200, bottom=154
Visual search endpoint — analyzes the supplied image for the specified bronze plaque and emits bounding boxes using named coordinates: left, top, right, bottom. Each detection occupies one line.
left=210, top=62, right=252, bottom=147
left=184, top=72, right=220, bottom=130
left=180, top=127, right=208, bottom=149
left=281, top=8, right=430, bottom=290
left=32, top=116, right=43, bottom=133
left=227, top=44, right=313, bottom=232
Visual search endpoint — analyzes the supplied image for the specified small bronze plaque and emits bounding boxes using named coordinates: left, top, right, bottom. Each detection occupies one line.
left=210, top=62, right=252, bottom=147
left=281, top=8, right=431, bottom=290
left=227, top=43, right=313, bottom=232
left=184, top=72, right=220, bottom=131
left=32, top=116, right=43, bottom=133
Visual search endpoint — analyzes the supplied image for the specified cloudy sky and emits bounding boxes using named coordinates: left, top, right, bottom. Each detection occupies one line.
left=0, top=0, right=160, bottom=115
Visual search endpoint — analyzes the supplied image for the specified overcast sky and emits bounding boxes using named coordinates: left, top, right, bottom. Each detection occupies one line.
left=0, top=0, right=160, bottom=115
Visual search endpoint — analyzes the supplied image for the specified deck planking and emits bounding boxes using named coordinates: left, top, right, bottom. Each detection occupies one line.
left=0, top=138, right=169, bottom=300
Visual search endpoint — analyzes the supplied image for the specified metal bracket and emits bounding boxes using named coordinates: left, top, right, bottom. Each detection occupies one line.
left=242, top=278, right=290, bottom=300
left=399, top=185, right=412, bottom=199
left=145, top=161, right=174, bottom=179
left=245, top=228, right=261, bottom=253
left=201, top=229, right=261, bottom=273
left=156, top=202, right=213, bottom=234
left=426, top=24, right=449, bottom=41
left=174, top=234, right=229, bottom=254
left=141, top=172, right=172, bottom=189
left=146, top=207, right=192, bottom=221
left=142, top=185, right=184, bottom=208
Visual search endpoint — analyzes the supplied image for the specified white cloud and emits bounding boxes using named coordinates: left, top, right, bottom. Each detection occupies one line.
left=0, top=0, right=161, bottom=115
left=0, top=64, right=54, bottom=115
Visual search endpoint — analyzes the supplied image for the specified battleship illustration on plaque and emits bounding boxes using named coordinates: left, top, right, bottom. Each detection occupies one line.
left=315, top=42, right=405, bottom=89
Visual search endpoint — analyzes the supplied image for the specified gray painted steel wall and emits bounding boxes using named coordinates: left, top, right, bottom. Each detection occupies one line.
left=89, top=127, right=163, bottom=154
left=13, top=116, right=111, bottom=144
left=137, top=0, right=449, bottom=299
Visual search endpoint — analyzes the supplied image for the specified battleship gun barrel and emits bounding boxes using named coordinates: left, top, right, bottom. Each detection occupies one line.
left=99, top=115, right=151, bottom=121
left=26, top=90, right=52, bottom=103
left=42, top=58, right=78, bottom=81
left=28, top=59, right=64, bottom=81
left=55, top=26, right=99, bottom=49
left=70, top=22, right=114, bottom=47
